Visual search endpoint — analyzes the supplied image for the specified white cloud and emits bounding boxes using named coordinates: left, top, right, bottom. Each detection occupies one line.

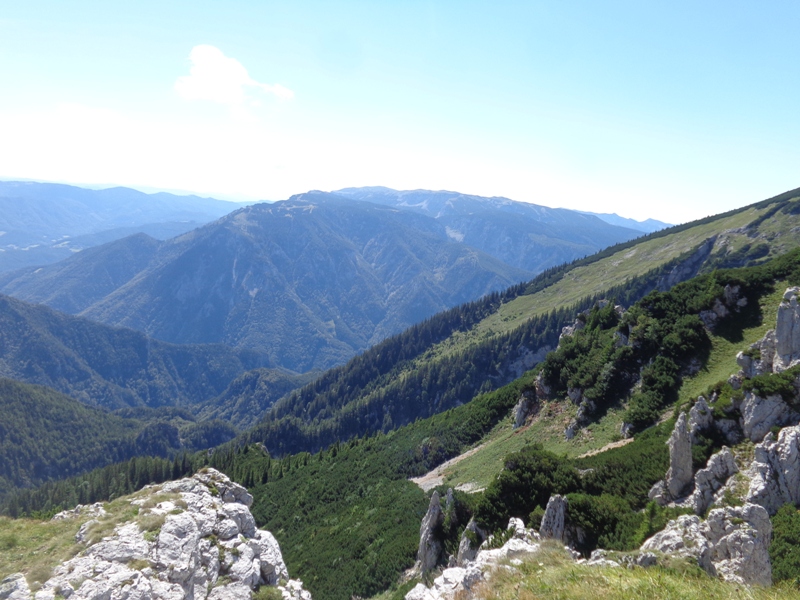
left=174, top=45, right=294, bottom=110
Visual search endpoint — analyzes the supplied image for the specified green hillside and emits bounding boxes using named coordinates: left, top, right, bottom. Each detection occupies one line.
left=239, top=187, right=800, bottom=458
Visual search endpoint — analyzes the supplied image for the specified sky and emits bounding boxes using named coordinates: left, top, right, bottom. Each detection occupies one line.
left=1, top=1, right=799, bottom=223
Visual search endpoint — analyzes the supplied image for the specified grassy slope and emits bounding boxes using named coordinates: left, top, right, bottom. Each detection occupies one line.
left=473, top=543, right=799, bottom=600
left=438, top=280, right=787, bottom=492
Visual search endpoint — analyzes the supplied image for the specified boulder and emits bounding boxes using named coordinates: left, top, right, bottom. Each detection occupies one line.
left=641, top=514, right=713, bottom=574
left=539, top=495, right=567, bottom=542
left=704, top=504, right=772, bottom=586
left=456, top=519, right=485, bottom=567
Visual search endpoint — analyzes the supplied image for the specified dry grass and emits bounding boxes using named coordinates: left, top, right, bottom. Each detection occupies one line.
left=473, top=543, right=799, bottom=600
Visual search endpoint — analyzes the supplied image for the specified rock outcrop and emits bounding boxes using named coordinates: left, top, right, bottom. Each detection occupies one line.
left=745, top=425, right=800, bottom=515
left=539, top=495, right=567, bottom=542
left=737, top=287, right=800, bottom=377
left=682, top=447, right=738, bottom=515
left=416, top=491, right=445, bottom=575
left=455, top=519, right=485, bottom=567
left=6, top=469, right=310, bottom=600
left=641, top=503, right=772, bottom=586
left=740, top=391, right=799, bottom=443
left=654, top=413, right=693, bottom=503
left=0, top=575, right=31, bottom=600
left=408, top=518, right=542, bottom=600
left=512, top=389, right=538, bottom=429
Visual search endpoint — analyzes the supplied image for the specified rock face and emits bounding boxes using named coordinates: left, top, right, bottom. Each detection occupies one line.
left=745, top=425, right=800, bottom=515
left=456, top=519, right=485, bottom=567
left=740, top=392, right=799, bottom=443
left=512, top=390, right=538, bottom=429
left=408, top=518, right=542, bottom=600
left=539, top=495, right=567, bottom=542
left=642, top=503, right=772, bottom=586
left=683, top=447, right=738, bottom=515
left=417, top=491, right=445, bottom=574
left=737, top=287, right=800, bottom=378
left=8, top=469, right=310, bottom=600
left=664, top=413, right=694, bottom=501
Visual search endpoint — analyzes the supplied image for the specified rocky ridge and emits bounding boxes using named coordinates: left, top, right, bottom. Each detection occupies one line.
left=4, top=469, right=310, bottom=600
left=409, top=286, right=800, bottom=596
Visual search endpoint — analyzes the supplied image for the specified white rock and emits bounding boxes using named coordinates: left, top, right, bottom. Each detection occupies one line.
left=416, top=491, right=444, bottom=574
left=746, top=425, right=800, bottom=514
left=682, top=447, right=738, bottom=515
left=665, top=413, right=693, bottom=500
left=0, top=574, right=31, bottom=600
left=740, top=392, right=798, bottom=443
left=539, top=495, right=567, bottom=541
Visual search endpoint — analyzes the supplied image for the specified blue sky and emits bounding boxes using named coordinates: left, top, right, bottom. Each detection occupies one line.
left=1, top=1, right=798, bottom=223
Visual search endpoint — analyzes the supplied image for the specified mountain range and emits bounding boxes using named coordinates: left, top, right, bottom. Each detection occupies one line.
left=0, top=187, right=643, bottom=372
left=0, top=181, right=241, bottom=272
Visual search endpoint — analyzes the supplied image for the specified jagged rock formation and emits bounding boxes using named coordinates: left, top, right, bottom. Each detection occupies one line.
left=745, top=425, right=800, bottom=515
left=416, top=491, right=445, bottom=575
left=684, top=447, right=738, bottom=515
left=642, top=503, right=772, bottom=586
left=650, top=413, right=693, bottom=503
left=738, top=287, right=800, bottom=377
left=407, top=518, right=543, bottom=600
left=5, top=469, right=309, bottom=600
left=741, top=392, right=798, bottom=443
left=539, top=495, right=567, bottom=541
left=455, top=519, right=485, bottom=567
left=512, top=390, right=538, bottom=429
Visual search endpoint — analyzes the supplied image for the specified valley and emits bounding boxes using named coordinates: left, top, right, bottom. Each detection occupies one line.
left=4, top=184, right=800, bottom=600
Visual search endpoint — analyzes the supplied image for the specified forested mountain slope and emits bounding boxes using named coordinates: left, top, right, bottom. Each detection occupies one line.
left=9, top=229, right=800, bottom=600
left=0, top=193, right=531, bottom=372
left=0, top=181, right=239, bottom=272
left=335, top=186, right=642, bottom=272
left=0, top=378, right=242, bottom=496
left=0, top=293, right=273, bottom=409
left=238, top=187, right=800, bottom=456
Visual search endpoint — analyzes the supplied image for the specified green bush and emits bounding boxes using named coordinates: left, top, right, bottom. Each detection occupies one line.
left=770, top=503, right=800, bottom=584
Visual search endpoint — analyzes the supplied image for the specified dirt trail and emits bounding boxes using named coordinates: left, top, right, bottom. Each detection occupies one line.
left=410, top=443, right=487, bottom=492
left=577, top=437, right=633, bottom=458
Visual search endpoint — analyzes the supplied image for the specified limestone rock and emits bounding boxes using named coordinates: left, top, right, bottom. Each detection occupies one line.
left=740, top=392, right=798, bottom=443
left=665, top=413, right=693, bottom=500
left=23, top=468, right=303, bottom=600
left=641, top=514, right=714, bottom=574
left=417, top=491, right=444, bottom=574
left=456, top=519, right=484, bottom=567
left=745, top=425, right=800, bottom=515
left=0, top=574, right=31, bottom=600
left=559, top=318, right=585, bottom=341
left=641, top=503, right=771, bottom=586
left=539, top=495, right=567, bottom=542
left=775, top=287, right=800, bottom=370
left=51, top=503, right=106, bottom=521
left=704, top=504, right=772, bottom=586
left=512, top=390, right=538, bottom=429
left=683, top=447, right=738, bottom=515
left=688, top=397, right=713, bottom=444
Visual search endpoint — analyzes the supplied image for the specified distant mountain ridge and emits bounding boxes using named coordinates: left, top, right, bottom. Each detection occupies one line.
left=0, top=192, right=533, bottom=372
left=0, top=181, right=241, bottom=272
left=579, top=210, right=672, bottom=233
left=0, top=292, right=273, bottom=409
left=334, top=187, right=643, bottom=272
